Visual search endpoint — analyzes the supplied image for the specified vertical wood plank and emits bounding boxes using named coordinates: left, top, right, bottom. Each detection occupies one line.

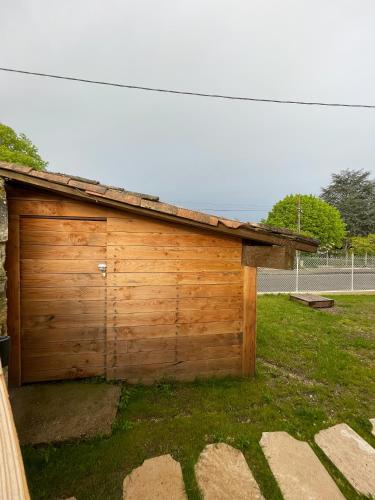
left=5, top=215, right=21, bottom=386
left=0, top=360, right=30, bottom=499
left=242, top=266, right=257, bottom=376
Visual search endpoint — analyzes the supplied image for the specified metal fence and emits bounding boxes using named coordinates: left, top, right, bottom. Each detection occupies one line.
left=258, top=253, right=375, bottom=293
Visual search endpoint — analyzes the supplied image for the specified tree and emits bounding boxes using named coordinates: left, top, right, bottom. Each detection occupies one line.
left=0, top=123, right=47, bottom=170
left=350, top=234, right=375, bottom=255
left=321, top=169, right=375, bottom=237
left=264, top=194, right=346, bottom=249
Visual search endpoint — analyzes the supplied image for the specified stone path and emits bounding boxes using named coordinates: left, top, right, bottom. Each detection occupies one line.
left=260, top=432, right=344, bottom=500
left=122, top=418, right=375, bottom=499
left=123, top=454, right=187, bottom=500
left=195, top=443, right=264, bottom=500
left=315, top=423, right=375, bottom=497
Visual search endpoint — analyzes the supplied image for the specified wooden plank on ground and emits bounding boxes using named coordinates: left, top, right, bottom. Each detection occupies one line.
left=290, top=294, right=334, bottom=309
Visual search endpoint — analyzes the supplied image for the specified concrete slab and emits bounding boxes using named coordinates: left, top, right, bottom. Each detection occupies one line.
left=370, top=418, right=375, bottom=437
left=123, top=454, right=187, bottom=500
left=260, top=431, right=344, bottom=500
left=315, top=423, right=375, bottom=497
left=195, top=443, right=264, bottom=500
left=10, top=381, right=121, bottom=444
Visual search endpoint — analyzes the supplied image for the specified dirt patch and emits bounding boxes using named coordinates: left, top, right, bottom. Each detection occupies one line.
left=258, top=358, right=325, bottom=386
left=318, top=306, right=344, bottom=315
left=10, top=381, right=121, bottom=445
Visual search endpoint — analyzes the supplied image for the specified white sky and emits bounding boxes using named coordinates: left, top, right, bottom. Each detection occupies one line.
left=1, top=0, right=375, bottom=221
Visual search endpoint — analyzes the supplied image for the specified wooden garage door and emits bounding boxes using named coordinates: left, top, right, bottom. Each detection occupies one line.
left=19, top=217, right=107, bottom=383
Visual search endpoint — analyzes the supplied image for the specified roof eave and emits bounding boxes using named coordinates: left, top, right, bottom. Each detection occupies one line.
left=0, top=165, right=319, bottom=253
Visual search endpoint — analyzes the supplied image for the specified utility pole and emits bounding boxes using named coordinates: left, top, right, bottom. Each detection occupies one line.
left=297, top=194, right=301, bottom=233
left=295, top=195, right=301, bottom=292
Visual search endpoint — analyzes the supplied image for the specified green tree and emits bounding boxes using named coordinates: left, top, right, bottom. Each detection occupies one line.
left=0, top=123, right=47, bottom=170
left=321, top=169, right=375, bottom=236
left=264, top=194, right=346, bottom=249
left=350, top=234, right=375, bottom=255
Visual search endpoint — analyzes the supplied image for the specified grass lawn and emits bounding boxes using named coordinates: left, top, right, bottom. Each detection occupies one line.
left=23, top=294, right=375, bottom=499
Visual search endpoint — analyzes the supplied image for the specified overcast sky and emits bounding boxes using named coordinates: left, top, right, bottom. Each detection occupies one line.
left=1, top=1, right=375, bottom=221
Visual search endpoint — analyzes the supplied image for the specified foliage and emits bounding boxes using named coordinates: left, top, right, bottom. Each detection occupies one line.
left=350, top=234, right=375, bottom=255
left=23, top=295, right=375, bottom=500
left=0, top=123, right=47, bottom=170
left=321, top=169, right=375, bottom=237
left=264, top=194, right=346, bottom=249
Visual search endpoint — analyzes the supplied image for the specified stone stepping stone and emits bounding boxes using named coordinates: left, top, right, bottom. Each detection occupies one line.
left=195, top=443, right=264, bottom=499
left=370, top=418, right=375, bottom=437
left=123, top=454, right=187, bottom=500
left=260, top=431, right=344, bottom=500
left=315, top=423, right=375, bottom=497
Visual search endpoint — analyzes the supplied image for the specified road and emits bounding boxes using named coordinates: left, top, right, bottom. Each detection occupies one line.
left=258, top=268, right=375, bottom=293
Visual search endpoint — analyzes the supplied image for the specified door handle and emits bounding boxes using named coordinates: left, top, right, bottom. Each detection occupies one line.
left=98, top=263, right=107, bottom=277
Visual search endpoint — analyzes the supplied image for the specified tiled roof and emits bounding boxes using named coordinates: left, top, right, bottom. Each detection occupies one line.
left=0, top=162, right=319, bottom=251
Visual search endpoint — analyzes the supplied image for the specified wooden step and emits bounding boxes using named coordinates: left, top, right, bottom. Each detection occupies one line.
left=290, top=293, right=334, bottom=308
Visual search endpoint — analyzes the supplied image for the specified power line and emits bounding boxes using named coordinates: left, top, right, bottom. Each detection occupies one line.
left=1, top=67, right=375, bottom=109
left=192, top=208, right=270, bottom=212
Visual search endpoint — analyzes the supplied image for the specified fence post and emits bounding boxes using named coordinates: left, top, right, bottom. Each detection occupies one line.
left=295, top=250, right=299, bottom=292
left=351, top=252, right=354, bottom=291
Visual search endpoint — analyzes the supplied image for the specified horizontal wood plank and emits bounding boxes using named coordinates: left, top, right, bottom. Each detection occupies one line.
left=107, top=296, right=241, bottom=314
left=108, top=245, right=241, bottom=260
left=21, top=339, right=105, bottom=355
left=21, top=365, right=105, bottom=383
left=22, top=300, right=106, bottom=316
left=21, top=274, right=105, bottom=287
left=107, top=232, right=238, bottom=247
left=21, top=326, right=105, bottom=343
left=21, top=259, right=106, bottom=274
left=111, top=356, right=242, bottom=383
left=21, top=245, right=106, bottom=260
left=9, top=199, right=108, bottom=217
left=22, top=314, right=106, bottom=329
left=21, top=286, right=106, bottom=301
left=108, top=272, right=242, bottom=287
left=22, top=352, right=105, bottom=370
left=20, top=231, right=106, bottom=246
left=110, top=309, right=241, bottom=327
left=109, top=320, right=241, bottom=340
left=112, top=332, right=241, bottom=354
left=106, top=284, right=242, bottom=300
left=108, top=259, right=240, bottom=273
left=20, top=219, right=105, bottom=232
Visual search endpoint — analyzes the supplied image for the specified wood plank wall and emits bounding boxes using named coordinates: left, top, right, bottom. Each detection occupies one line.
left=7, top=185, right=245, bottom=384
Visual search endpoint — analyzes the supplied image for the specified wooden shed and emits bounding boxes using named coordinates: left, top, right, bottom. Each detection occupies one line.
left=0, top=162, right=318, bottom=386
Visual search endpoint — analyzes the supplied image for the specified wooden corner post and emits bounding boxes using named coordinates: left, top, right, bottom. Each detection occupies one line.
left=242, top=246, right=257, bottom=376
left=5, top=215, right=21, bottom=386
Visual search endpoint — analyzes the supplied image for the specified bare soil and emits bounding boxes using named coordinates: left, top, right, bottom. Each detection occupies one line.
left=10, top=381, right=121, bottom=445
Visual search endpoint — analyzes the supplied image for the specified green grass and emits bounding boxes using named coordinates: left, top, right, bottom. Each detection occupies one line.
left=23, top=295, right=375, bottom=499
